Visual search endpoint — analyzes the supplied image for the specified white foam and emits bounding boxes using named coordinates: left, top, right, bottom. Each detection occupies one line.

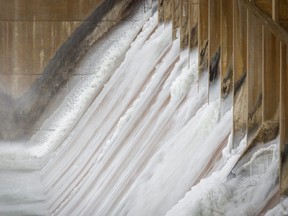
left=170, top=49, right=198, bottom=103
left=166, top=139, right=278, bottom=216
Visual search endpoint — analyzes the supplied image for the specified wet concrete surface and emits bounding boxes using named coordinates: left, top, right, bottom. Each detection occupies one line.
left=0, top=0, right=143, bottom=141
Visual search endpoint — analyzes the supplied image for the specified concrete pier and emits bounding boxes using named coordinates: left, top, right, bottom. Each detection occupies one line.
left=159, top=0, right=288, bottom=195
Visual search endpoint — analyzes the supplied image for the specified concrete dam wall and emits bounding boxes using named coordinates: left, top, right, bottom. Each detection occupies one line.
left=0, top=0, right=103, bottom=96
left=159, top=0, right=288, bottom=196
left=0, top=0, right=288, bottom=215
left=0, top=0, right=148, bottom=141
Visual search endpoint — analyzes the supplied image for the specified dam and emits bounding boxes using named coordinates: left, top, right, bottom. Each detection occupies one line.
left=0, top=0, right=287, bottom=215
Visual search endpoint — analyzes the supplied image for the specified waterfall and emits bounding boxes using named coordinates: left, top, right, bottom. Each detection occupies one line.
left=0, top=3, right=280, bottom=216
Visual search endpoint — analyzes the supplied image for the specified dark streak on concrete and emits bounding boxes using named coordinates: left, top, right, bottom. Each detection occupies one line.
left=221, top=62, right=233, bottom=99
left=190, top=24, right=198, bottom=48
left=234, top=71, right=247, bottom=95
left=0, top=0, right=137, bottom=141
left=248, top=92, right=262, bottom=123
left=282, top=144, right=288, bottom=166
left=209, top=47, right=221, bottom=83
left=199, top=40, right=208, bottom=70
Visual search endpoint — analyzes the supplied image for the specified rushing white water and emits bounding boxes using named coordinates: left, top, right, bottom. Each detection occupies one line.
left=0, top=8, right=150, bottom=164
left=167, top=136, right=279, bottom=216
left=0, top=4, right=280, bottom=216
left=41, top=18, right=231, bottom=214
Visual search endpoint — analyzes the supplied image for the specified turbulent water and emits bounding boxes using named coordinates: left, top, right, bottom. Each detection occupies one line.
left=0, top=6, right=280, bottom=216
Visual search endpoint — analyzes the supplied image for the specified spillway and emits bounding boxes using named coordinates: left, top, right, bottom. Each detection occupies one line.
left=0, top=1, right=283, bottom=215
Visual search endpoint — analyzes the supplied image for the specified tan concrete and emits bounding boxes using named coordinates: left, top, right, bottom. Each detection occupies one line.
left=247, top=11, right=263, bottom=143
left=220, top=0, right=233, bottom=115
left=164, top=0, right=173, bottom=22
left=158, top=0, right=164, bottom=23
left=0, top=21, right=81, bottom=97
left=208, top=0, right=221, bottom=102
left=245, top=27, right=280, bottom=148
left=180, top=0, right=189, bottom=49
left=280, top=43, right=288, bottom=195
left=208, top=0, right=221, bottom=58
left=157, top=0, right=172, bottom=22
left=252, top=0, right=288, bottom=30
left=279, top=0, right=288, bottom=30
left=263, top=29, right=280, bottom=122
left=255, top=0, right=272, bottom=17
left=188, top=0, right=198, bottom=49
left=0, top=0, right=103, bottom=21
left=272, top=0, right=279, bottom=21
left=0, top=0, right=102, bottom=97
left=172, top=0, right=180, bottom=40
left=279, top=0, right=288, bottom=195
left=233, top=0, right=248, bottom=148
left=198, top=0, right=209, bottom=92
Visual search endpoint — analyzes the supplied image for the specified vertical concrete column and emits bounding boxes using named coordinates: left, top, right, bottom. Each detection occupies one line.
left=208, top=0, right=221, bottom=102
left=233, top=0, right=248, bottom=148
left=158, top=0, right=172, bottom=22
left=278, top=0, right=288, bottom=196
left=263, top=29, right=280, bottom=125
left=188, top=0, right=198, bottom=50
left=247, top=11, right=263, bottom=144
left=198, top=0, right=209, bottom=93
left=164, top=0, right=173, bottom=22
left=180, top=0, right=189, bottom=49
left=280, top=42, right=288, bottom=195
left=272, top=0, right=279, bottom=21
left=172, top=0, right=181, bottom=40
left=279, top=0, right=288, bottom=30
left=220, top=0, right=233, bottom=116
left=158, top=0, right=164, bottom=23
